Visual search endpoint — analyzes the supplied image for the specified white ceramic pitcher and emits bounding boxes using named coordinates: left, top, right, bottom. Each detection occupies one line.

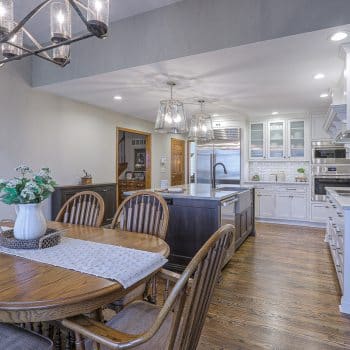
left=14, top=203, right=47, bottom=240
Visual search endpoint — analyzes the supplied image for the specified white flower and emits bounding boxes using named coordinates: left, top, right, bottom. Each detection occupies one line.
left=7, top=179, right=21, bottom=188
left=0, top=179, right=6, bottom=185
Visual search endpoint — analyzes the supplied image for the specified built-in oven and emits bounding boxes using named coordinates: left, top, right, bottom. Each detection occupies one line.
left=312, top=175, right=350, bottom=201
left=311, top=164, right=350, bottom=201
left=312, top=141, right=349, bottom=164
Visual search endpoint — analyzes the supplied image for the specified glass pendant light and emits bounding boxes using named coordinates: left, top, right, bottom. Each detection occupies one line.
left=87, top=0, right=109, bottom=37
left=188, top=100, right=214, bottom=141
left=0, top=0, right=13, bottom=40
left=2, top=21, right=23, bottom=58
left=50, top=1, right=71, bottom=43
left=155, top=82, right=188, bottom=134
left=53, top=45, right=70, bottom=65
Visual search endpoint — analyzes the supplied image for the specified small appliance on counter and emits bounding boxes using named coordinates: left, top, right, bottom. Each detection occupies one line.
left=277, top=171, right=286, bottom=182
left=269, top=173, right=277, bottom=182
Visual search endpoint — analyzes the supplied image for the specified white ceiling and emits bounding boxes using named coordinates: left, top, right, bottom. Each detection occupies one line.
left=39, top=25, right=350, bottom=121
left=14, top=0, right=183, bottom=44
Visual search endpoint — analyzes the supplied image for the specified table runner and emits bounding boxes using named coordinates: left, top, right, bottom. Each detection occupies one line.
left=0, top=237, right=168, bottom=288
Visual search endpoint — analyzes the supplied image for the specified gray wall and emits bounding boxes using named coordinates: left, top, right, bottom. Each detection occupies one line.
left=32, top=0, right=350, bottom=87
left=0, top=61, right=173, bottom=219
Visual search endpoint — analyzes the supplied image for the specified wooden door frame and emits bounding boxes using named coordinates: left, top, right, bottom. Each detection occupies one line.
left=171, top=137, right=186, bottom=186
left=116, top=127, right=152, bottom=202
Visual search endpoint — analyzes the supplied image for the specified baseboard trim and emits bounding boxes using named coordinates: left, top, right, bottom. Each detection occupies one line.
left=256, top=218, right=326, bottom=228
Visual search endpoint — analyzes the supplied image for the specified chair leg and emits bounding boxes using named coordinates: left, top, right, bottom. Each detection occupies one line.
left=74, top=332, right=86, bottom=350
left=54, top=327, right=62, bottom=350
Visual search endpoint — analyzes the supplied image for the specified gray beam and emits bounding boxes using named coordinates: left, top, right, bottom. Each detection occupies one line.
left=32, top=0, right=350, bottom=87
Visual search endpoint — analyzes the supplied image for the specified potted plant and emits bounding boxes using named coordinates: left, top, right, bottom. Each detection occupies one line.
left=296, top=167, right=307, bottom=182
left=0, top=166, right=56, bottom=240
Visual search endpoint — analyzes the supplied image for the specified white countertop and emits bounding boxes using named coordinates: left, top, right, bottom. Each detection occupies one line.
left=124, top=184, right=250, bottom=201
left=326, top=187, right=350, bottom=209
left=244, top=181, right=309, bottom=186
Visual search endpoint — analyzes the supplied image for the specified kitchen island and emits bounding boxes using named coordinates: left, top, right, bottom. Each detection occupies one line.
left=125, top=184, right=255, bottom=271
left=325, top=187, right=350, bottom=314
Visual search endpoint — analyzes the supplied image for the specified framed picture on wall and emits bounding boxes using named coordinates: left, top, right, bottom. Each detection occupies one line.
left=134, top=148, right=146, bottom=171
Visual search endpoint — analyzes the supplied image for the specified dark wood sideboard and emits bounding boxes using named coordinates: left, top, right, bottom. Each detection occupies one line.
left=51, top=183, right=117, bottom=225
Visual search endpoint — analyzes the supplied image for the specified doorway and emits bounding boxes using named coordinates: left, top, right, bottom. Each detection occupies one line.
left=116, top=128, right=152, bottom=205
left=171, top=138, right=186, bottom=186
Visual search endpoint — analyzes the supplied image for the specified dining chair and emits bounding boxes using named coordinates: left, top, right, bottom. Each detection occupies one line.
left=62, top=224, right=234, bottom=350
left=110, top=191, right=170, bottom=308
left=55, top=191, right=105, bottom=227
left=0, top=323, right=53, bottom=350
left=111, top=191, right=169, bottom=239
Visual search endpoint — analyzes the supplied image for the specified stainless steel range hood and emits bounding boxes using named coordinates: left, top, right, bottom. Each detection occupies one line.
left=335, top=130, right=350, bottom=144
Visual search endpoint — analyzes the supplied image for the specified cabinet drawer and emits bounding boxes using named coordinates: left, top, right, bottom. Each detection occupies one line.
left=277, top=186, right=307, bottom=194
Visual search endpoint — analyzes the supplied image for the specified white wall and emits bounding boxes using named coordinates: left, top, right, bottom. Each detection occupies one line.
left=0, top=61, right=173, bottom=219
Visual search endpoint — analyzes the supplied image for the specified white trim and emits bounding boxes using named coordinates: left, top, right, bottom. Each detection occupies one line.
left=256, top=218, right=326, bottom=228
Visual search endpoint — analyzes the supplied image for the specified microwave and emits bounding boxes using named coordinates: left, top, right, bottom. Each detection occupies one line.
left=312, top=141, right=349, bottom=164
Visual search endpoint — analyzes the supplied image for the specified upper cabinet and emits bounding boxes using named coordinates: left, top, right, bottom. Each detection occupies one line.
left=249, top=122, right=266, bottom=159
left=288, top=120, right=305, bottom=160
left=249, top=118, right=309, bottom=161
left=268, top=120, right=286, bottom=159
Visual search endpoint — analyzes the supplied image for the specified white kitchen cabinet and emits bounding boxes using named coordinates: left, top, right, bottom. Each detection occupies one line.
left=288, top=120, right=306, bottom=160
left=256, top=191, right=275, bottom=217
left=249, top=118, right=308, bottom=161
left=311, top=202, right=329, bottom=222
left=249, top=122, right=266, bottom=160
left=275, top=194, right=291, bottom=218
left=291, top=194, right=307, bottom=220
left=267, top=120, right=286, bottom=159
left=254, top=184, right=309, bottom=221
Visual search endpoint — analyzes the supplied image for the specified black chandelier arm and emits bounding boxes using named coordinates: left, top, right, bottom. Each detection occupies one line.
left=0, top=33, right=94, bottom=67
left=22, top=27, right=51, bottom=60
left=1, top=41, right=64, bottom=67
left=1, top=0, right=53, bottom=44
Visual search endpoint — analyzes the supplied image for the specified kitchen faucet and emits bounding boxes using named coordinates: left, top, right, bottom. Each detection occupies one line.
left=212, top=162, right=228, bottom=189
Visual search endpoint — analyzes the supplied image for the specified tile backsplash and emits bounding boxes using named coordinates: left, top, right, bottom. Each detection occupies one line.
left=248, top=161, right=310, bottom=182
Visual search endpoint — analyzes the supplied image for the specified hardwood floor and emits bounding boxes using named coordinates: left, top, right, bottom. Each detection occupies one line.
left=199, top=222, right=350, bottom=349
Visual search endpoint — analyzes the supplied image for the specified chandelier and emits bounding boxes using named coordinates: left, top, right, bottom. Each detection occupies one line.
left=188, top=100, right=214, bottom=141
left=155, top=81, right=188, bottom=134
left=0, top=0, right=110, bottom=67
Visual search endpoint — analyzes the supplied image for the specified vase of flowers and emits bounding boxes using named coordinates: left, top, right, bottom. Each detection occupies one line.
left=0, top=166, right=56, bottom=240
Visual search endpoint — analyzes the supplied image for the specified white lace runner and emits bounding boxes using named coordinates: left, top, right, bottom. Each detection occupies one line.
left=0, top=237, right=168, bottom=288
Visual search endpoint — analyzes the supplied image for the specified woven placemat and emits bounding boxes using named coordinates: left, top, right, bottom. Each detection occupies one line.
left=0, top=229, right=63, bottom=250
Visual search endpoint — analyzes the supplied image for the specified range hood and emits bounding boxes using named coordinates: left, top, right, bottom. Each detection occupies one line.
left=336, top=130, right=350, bottom=143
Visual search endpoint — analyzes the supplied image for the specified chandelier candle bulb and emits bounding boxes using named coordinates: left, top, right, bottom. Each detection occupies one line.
left=0, top=0, right=13, bottom=39
left=50, top=1, right=71, bottom=43
left=2, top=21, right=23, bottom=58
left=87, top=0, right=109, bottom=37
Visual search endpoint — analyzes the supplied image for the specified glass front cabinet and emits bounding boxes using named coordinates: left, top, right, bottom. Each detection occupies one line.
left=249, top=119, right=307, bottom=161
left=249, top=122, right=266, bottom=159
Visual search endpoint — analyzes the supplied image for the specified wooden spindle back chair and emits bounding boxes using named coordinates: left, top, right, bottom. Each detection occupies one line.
left=55, top=191, right=105, bottom=227
left=111, top=191, right=169, bottom=240
left=62, top=224, right=234, bottom=350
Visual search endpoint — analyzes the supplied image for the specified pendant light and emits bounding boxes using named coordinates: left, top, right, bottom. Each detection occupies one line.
left=0, top=0, right=110, bottom=68
left=155, top=82, right=188, bottom=134
left=188, top=100, right=214, bottom=141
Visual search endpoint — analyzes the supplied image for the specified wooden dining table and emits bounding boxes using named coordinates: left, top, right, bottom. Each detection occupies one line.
left=0, top=221, right=169, bottom=323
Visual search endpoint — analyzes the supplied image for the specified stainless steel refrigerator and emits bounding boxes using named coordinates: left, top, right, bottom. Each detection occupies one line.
left=194, top=128, right=241, bottom=185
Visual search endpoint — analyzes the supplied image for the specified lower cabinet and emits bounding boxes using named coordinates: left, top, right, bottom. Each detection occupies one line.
left=311, top=202, right=329, bottom=223
left=255, top=185, right=309, bottom=221
left=256, top=192, right=275, bottom=217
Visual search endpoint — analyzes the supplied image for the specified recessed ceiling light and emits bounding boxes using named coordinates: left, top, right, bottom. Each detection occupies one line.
left=272, top=111, right=279, bottom=115
left=320, top=93, right=329, bottom=98
left=314, top=73, right=325, bottom=80
left=113, top=95, right=122, bottom=100
left=212, top=113, right=220, bottom=117
left=330, top=31, right=348, bottom=42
